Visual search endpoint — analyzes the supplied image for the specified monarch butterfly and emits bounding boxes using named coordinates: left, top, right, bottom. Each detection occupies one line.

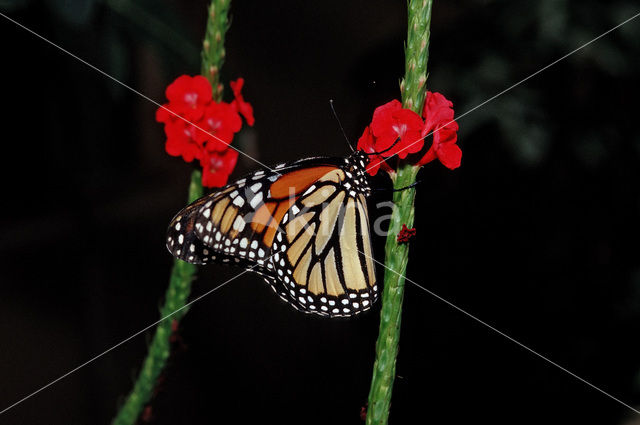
left=166, top=150, right=378, bottom=317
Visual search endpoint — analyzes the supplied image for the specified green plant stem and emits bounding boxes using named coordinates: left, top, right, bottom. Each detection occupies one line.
left=111, top=171, right=203, bottom=425
left=201, top=0, right=231, bottom=101
left=112, top=1, right=231, bottom=423
left=400, top=0, right=432, bottom=113
left=366, top=1, right=432, bottom=424
left=366, top=165, right=419, bottom=425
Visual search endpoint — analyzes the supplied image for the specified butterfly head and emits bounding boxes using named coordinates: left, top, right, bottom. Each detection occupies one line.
left=344, top=150, right=372, bottom=197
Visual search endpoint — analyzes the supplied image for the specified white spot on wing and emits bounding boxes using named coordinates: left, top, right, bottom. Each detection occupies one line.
left=249, top=192, right=263, bottom=209
left=233, top=216, right=246, bottom=232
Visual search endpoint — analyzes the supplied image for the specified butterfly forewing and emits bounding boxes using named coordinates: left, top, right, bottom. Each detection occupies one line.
left=167, top=196, right=218, bottom=265
left=193, top=172, right=277, bottom=267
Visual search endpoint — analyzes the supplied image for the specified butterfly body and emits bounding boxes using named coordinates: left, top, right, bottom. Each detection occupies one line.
left=166, top=151, right=378, bottom=317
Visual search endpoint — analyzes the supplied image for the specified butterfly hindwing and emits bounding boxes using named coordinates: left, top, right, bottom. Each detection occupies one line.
left=270, top=180, right=378, bottom=316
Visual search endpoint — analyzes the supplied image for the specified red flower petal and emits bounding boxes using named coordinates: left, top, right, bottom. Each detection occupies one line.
left=164, top=135, right=183, bottom=158
left=165, top=75, right=212, bottom=121
left=370, top=100, right=403, bottom=151
left=422, top=91, right=454, bottom=125
left=356, top=126, right=393, bottom=176
left=371, top=100, right=402, bottom=135
left=230, top=78, right=255, bottom=126
left=436, top=138, right=462, bottom=169
left=200, top=149, right=239, bottom=188
left=390, top=108, right=425, bottom=158
left=155, top=103, right=179, bottom=124
left=417, top=91, right=461, bottom=169
left=194, top=101, right=242, bottom=150
left=368, top=99, right=425, bottom=159
left=163, top=119, right=203, bottom=163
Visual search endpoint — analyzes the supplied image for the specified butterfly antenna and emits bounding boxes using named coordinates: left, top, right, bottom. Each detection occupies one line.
left=329, top=99, right=355, bottom=152
left=363, top=137, right=401, bottom=156
left=372, top=179, right=423, bottom=192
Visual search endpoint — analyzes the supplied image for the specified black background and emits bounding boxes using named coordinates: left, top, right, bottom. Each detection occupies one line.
left=1, top=0, right=640, bottom=424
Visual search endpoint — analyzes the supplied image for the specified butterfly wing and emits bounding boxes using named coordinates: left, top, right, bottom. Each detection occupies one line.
left=272, top=176, right=378, bottom=316
left=167, top=186, right=254, bottom=267
left=166, top=156, right=377, bottom=317
left=167, top=195, right=216, bottom=264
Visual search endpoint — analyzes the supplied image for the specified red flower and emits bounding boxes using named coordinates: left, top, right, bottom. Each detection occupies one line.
left=163, top=119, right=203, bottom=162
left=157, top=74, right=255, bottom=188
left=396, top=224, right=416, bottom=244
left=230, top=78, right=255, bottom=126
left=357, top=91, right=460, bottom=176
left=418, top=91, right=461, bottom=169
left=200, top=149, right=239, bottom=188
left=164, top=75, right=212, bottom=121
left=195, top=101, right=242, bottom=150
left=370, top=100, right=424, bottom=158
left=357, top=126, right=392, bottom=176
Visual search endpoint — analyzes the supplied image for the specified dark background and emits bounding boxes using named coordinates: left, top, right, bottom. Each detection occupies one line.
left=1, top=0, right=640, bottom=424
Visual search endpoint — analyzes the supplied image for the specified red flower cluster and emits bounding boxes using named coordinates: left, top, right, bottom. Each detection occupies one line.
left=357, top=92, right=460, bottom=176
left=156, top=75, right=254, bottom=187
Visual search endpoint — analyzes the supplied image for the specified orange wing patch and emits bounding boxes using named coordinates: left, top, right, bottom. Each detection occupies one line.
left=250, top=202, right=277, bottom=234
left=264, top=198, right=296, bottom=246
left=247, top=166, right=345, bottom=248
left=269, top=166, right=337, bottom=199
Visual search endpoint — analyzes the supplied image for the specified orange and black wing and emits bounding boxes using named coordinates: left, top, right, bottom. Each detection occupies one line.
left=166, top=156, right=377, bottom=317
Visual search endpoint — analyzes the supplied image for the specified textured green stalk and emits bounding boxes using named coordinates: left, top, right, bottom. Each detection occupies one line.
left=201, top=0, right=231, bottom=101
left=366, top=0, right=432, bottom=424
left=366, top=165, right=419, bottom=424
left=400, top=0, right=432, bottom=114
left=111, top=172, right=202, bottom=425
left=112, top=1, right=231, bottom=423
